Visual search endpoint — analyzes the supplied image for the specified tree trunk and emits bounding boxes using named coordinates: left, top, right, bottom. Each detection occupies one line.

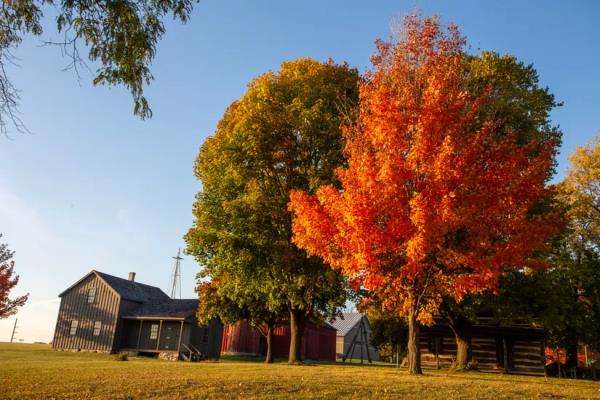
left=288, top=309, right=305, bottom=364
left=265, top=325, right=273, bottom=364
left=407, top=303, right=422, bottom=374
left=565, top=337, right=578, bottom=377
left=447, top=314, right=472, bottom=371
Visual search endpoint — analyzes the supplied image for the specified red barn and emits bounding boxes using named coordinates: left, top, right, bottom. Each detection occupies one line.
left=221, top=320, right=337, bottom=361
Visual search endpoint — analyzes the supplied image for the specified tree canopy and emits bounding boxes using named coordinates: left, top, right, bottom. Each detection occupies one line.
left=288, top=16, right=561, bottom=374
left=185, top=57, right=359, bottom=364
left=555, top=137, right=600, bottom=353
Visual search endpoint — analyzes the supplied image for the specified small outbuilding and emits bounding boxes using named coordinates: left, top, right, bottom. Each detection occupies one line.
left=330, top=313, right=379, bottom=362
left=52, top=270, right=222, bottom=361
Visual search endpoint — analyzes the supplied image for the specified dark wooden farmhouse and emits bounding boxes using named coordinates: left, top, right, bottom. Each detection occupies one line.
left=52, top=270, right=222, bottom=360
left=420, top=318, right=545, bottom=375
left=221, top=320, right=337, bottom=361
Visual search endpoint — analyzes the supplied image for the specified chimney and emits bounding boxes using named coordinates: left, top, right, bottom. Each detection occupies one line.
left=128, top=272, right=136, bottom=282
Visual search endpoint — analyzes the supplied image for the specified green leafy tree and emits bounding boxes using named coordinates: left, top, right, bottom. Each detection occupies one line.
left=364, top=300, right=408, bottom=363
left=552, top=138, right=600, bottom=360
left=185, top=58, right=359, bottom=364
left=439, top=51, right=562, bottom=371
left=1, top=0, right=198, bottom=134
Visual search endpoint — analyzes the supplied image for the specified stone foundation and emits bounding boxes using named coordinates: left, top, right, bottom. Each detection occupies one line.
left=158, top=351, right=180, bottom=361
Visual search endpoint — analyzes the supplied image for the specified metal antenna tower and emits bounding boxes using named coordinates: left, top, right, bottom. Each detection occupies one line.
left=169, top=248, right=183, bottom=299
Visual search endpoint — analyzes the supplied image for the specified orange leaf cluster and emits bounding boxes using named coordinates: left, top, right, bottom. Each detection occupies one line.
left=288, top=16, right=561, bottom=323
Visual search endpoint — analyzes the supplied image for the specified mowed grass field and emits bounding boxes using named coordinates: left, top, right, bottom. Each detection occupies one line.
left=0, top=343, right=598, bottom=399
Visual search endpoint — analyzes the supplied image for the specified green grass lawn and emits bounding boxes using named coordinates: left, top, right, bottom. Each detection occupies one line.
left=0, top=343, right=598, bottom=399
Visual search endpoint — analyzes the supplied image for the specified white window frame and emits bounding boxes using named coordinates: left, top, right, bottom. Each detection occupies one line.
left=93, top=321, right=102, bottom=336
left=70, top=320, right=79, bottom=336
left=87, top=287, right=97, bottom=304
left=150, top=324, right=159, bottom=340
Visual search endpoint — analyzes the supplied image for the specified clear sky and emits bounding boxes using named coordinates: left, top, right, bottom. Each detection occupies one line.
left=0, top=0, right=598, bottom=343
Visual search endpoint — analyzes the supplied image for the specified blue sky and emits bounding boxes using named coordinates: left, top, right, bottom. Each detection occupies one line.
left=0, top=0, right=598, bottom=342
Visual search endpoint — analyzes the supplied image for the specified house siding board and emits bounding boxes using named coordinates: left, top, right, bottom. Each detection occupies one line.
left=52, top=274, right=120, bottom=352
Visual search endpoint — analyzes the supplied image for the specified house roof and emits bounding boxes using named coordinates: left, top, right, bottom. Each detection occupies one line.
left=58, top=270, right=170, bottom=303
left=94, top=271, right=170, bottom=303
left=330, top=313, right=365, bottom=337
left=122, top=299, right=199, bottom=320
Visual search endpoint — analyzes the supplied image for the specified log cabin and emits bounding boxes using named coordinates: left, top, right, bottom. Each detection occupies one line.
left=420, top=318, right=546, bottom=375
left=52, top=270, right=223, bottom=361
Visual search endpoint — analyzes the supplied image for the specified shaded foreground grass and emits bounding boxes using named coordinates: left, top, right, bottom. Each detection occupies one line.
left=0, top=343, right=598, bottom=399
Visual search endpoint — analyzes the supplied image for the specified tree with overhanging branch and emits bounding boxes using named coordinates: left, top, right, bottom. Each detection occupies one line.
left=288, top=15, right=561, bottom=374
left=1, top=0, right=200, bottom=135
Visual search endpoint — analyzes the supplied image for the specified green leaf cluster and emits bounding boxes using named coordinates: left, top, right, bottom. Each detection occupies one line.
left=1, top=0, right=197, bottom=123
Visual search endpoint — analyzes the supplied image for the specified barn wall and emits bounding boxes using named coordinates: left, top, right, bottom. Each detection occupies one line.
left=221, top=320, right=262, bottom=355
left=270, top=324, right=336, bottom=361
left=221, top=320, right=336, bottom=361
left=52, top=274, right=120, bottom=352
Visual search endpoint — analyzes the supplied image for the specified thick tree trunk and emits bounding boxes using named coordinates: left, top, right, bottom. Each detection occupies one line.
left=288, top=309, right=305, bottom=364
left=407, top=303, right=422, bottom=374
left=265, top=325, right=273, bottom=364
left=565, top=338, right=578, bottom=377
left=447, top=315, right=472, bottom=371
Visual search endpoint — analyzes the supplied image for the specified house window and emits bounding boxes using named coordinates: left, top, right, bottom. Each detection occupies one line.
left=202, top=328, right=209, bottom=343
left=70, top=320, right=79, bottom=336
left=150, top=324, right=159, bottom=340
left=93, top=321, right=102, bottom=336
left=87, top=288, right=97, bottom=303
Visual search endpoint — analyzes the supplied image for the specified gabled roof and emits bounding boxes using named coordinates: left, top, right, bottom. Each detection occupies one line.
left=330, top=313, right=366, bottom=337
left=122, top=299, right=199, bottom=320
left=59, top=270, right=170, bottom=303
left=95, top=271, right=170, bottom=303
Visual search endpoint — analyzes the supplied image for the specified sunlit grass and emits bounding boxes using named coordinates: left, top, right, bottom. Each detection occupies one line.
left=0, top=342, right=598, bottom=399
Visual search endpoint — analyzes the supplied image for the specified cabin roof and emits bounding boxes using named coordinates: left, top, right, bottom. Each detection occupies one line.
left=330, top=313, right=366, bottom=336
left=122, top=299, right=199, bottom=320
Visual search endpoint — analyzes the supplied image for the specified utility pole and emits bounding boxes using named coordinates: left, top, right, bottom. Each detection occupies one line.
left=169, top=249, right=183, bottom=299
left=10, top=318, right=18, bottom=343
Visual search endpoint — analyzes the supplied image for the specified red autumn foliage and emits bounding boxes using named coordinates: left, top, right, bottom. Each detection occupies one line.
left=288, top=15, right=561, bottom=373
left=0, top=237, right=28, bottom=319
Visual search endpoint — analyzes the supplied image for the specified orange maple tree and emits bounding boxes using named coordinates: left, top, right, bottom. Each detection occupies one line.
left=288, top=16, right=561, bottom=374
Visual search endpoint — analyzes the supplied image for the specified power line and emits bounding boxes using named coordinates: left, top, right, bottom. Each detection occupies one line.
left=10, top=318, right=18, bottom=343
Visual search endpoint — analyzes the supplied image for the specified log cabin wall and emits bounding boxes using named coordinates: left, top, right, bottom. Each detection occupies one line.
left=419, top=325, right=545, bottom=375
left=52, top=274, right=120, bottom=352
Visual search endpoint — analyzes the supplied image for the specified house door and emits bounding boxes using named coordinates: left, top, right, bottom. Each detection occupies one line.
left=160, top=324, right=180, bottom=350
